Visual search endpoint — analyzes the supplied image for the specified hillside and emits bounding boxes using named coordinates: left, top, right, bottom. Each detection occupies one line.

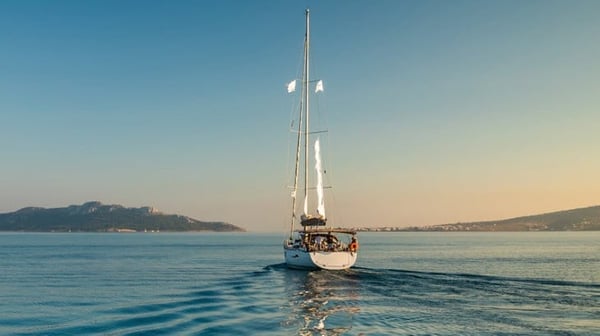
left=357, top=205, right=600, bottom=232
left=0, top=201, right=245, bottom=232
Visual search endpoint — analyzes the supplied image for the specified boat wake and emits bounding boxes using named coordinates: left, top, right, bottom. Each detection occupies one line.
left=13, top=265, right=598, bottom=335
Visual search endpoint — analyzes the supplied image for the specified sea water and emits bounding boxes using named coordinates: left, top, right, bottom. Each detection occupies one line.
left=0, top=232, right=598, bottom=335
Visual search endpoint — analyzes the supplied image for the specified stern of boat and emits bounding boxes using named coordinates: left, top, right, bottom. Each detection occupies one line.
left=309, top=251, right=357, bottom=270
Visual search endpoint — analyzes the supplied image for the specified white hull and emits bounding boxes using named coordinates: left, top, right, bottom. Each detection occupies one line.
left=284, top=247, right=357, bottom=270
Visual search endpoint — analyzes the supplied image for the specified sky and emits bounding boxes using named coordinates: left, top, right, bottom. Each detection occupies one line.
left=1, top=0, right=599, bottom=232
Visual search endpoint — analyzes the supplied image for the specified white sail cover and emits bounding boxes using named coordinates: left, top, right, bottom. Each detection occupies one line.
left=303, top=194, right=308, bottom=215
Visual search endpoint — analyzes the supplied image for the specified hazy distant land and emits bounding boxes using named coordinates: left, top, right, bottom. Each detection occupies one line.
left=355, top=206, right=600, bottom=232
left=2, top=202, right=600, bottom=233
left=0, top=201, right=245, bottom=232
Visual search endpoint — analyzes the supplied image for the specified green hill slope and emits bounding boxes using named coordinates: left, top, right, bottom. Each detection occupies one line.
left=0, top=201, right=245, bottom=232
left=420, top=205, right=600, bottom=231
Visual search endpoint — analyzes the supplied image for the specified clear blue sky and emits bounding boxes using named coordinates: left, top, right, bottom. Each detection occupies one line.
left=1, top=0, right=599, bottom=231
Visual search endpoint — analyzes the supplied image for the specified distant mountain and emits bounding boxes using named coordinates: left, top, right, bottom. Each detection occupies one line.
left=0, top=201, right=245, bottom=232
left=356, top=205, right=600, bottom=232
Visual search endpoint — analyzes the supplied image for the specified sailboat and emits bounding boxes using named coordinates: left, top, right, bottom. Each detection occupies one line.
left=283, top=9, right=359, bottom=270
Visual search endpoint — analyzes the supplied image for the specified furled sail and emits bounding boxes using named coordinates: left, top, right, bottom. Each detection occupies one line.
left=315, top=138, right=325, bottom=217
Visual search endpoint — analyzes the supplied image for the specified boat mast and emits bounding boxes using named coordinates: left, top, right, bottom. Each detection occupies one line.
left=289, top=9, right=310, bottom=237
left=303, top=8, right=310, bottom=217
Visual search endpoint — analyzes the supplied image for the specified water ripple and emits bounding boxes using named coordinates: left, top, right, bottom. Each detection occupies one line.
left=2, top=233, right=599, bottom=335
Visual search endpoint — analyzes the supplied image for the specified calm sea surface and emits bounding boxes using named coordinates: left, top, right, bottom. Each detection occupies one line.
left=0, top=232, right=598, bottom=335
